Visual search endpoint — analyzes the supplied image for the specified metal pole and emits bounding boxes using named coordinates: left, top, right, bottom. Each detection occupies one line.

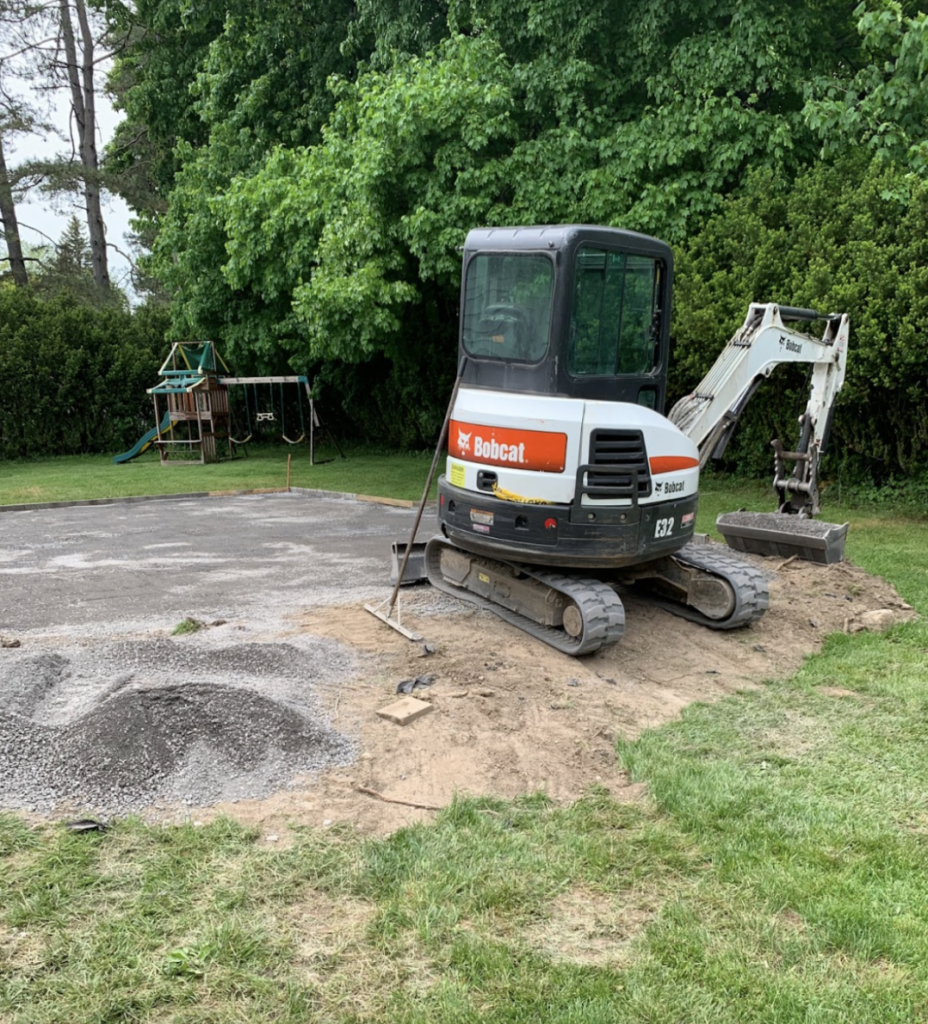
left=386, top=356, right=466, bottom=618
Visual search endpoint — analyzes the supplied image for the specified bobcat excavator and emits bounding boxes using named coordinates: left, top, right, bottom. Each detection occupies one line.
left=406, top=225, right=849, bottom=656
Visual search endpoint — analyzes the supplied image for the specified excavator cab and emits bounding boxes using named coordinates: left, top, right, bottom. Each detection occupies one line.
left=458, top=227, right=673, bottom=413
left=432, top=226, right=702, bottom=579
left=378, top=225, right=849, bottom=657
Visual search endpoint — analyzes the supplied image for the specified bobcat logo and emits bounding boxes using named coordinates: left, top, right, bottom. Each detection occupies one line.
left=457, top=429, right=472, bottom=453
left=655, top=482, right=663, bottom=495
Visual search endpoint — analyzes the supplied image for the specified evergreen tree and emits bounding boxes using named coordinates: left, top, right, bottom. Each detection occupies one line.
left=32, top=216, right=123, bottom=306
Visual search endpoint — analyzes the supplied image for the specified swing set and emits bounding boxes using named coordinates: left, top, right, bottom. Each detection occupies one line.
left=116, top=341, right=345, bottom=466
left=223, top=375, right=345, bottom=459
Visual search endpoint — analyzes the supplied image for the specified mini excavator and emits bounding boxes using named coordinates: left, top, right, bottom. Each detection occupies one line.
left=411, top=225, right=849, bottom=656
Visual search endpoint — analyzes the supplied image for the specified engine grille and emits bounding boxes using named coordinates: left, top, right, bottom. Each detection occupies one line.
left=586, top=429, right=651, bottom=498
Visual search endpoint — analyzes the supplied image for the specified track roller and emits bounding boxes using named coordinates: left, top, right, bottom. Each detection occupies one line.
left=425, top=536, right=625, bottom=656
left=625, top=542, right=770, bottom=630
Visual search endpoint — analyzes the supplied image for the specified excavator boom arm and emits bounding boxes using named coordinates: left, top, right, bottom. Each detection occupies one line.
left=668, top=303, right=849, bottom=516
left=669, top=304, right=848, bottom=454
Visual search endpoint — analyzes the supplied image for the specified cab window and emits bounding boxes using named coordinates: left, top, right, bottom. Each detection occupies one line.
left=462, top=254, right=554, bottom=362
left=568, top=247, right=661, bottom=377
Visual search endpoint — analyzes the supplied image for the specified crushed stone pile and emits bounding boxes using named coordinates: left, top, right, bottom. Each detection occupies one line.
left=0, top=638, right=357, bottom=817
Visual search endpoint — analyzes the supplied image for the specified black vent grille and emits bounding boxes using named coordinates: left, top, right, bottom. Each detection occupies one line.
left=586, top=429, right=651, bottom=498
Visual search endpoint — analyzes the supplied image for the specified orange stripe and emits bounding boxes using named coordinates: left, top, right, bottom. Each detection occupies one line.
left=649, top=455, right=699, bottom=474
left=449, top=419, right=567, bottom=473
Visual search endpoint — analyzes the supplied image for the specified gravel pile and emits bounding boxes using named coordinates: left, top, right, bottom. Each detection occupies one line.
left=0, top=638, right=357, bottom=817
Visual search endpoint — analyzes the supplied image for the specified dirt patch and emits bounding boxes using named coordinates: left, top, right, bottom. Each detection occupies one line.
left=279, top=889, right=436, bottom=1014
left=778, top=908, right=807, bottom=932
left=201, top=548, right=914, bottom=836
left=283, top=890, right=376, bottom=967
left=519, top=887, right=662, bottom=966
left=0, top=920, right=44, bottom=972
left=0, top=540, right=913, bottom=832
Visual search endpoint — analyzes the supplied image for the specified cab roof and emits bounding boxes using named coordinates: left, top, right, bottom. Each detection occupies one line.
left=463, top=225, right=673, bottom=262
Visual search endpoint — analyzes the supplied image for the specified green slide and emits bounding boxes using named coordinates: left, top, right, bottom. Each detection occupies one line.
left=112, top=413, right=172, bottom=464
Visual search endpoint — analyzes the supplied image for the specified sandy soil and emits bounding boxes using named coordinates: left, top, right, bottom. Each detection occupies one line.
left=206, top=548, right=915, bottom=837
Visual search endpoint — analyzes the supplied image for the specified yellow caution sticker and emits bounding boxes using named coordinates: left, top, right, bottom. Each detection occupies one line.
left=450, top=461, right=465, bottom=487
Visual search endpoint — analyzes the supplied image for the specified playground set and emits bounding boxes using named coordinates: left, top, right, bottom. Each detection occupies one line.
left=113, top=341, right=344, bottom=465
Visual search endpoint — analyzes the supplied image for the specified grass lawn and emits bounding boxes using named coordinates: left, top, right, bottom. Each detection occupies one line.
left=2, top=461, right=928, bottom=1022
left=0, top=444, right=436, bottom=506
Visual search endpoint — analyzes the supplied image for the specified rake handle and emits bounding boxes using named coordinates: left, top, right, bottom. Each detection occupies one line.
left=388, top=356, right=467, bottom=616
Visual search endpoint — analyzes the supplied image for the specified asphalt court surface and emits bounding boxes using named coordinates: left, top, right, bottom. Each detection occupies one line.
left=0, top=493, right=430, bottom=633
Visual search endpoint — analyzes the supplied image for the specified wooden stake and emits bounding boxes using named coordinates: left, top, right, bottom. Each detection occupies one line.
left=287, top=453, right=292, bottom=492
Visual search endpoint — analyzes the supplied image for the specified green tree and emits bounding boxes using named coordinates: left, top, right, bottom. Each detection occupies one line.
left=104, top=0, right=226, bottom=215
left=162, top=1, right=865, bottom=359
left=118, top=0, right=928, bottom=457
left=212, top=0, right=862, bottom=361
left=673, top=157, right=928, bottom=481
left=804, top=1, right=928, bottom=174
left=32, top=216, right=126, bottom=307
left=0, top=284, right=168, bottom=457
left=141, top=0, right=362, bottom=367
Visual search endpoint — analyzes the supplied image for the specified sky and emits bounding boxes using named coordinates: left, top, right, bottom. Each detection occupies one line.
left=11, top=79, right=137, bottom=296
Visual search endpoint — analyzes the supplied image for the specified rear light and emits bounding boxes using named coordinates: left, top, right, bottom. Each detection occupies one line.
left=544, top=518, right=557, bottom=530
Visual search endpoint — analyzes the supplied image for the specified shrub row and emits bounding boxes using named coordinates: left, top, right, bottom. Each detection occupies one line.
left=0, top=288, right=169, bottom=460
left=673, top=158, right=928, bottom=484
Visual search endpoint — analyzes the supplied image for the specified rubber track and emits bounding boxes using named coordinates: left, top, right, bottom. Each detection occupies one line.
left=425, top=537, right=626, bottom=656
left=641, top=542, right=770, bottom=630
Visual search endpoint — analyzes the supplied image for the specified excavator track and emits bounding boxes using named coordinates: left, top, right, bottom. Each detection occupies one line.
left=636, top=542, right=770, bottom=630
left=425, top=536, right=625, bottom=656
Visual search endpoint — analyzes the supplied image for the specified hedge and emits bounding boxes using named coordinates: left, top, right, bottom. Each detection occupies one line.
left=672, top=157, right=928, bottom=484
left=0, top=288, right=170, bottom=460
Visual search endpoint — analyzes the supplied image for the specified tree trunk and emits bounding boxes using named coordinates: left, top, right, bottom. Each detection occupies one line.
left=59, top=0, right=109, bottom=290
left=0, top=131, right=28, bottom=287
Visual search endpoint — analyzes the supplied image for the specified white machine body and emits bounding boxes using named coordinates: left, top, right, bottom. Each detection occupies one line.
left=447, top=388, right=698, bottom=505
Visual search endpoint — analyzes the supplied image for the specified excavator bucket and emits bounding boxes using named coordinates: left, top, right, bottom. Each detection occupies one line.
left=716, top=512, right=848, bottom=565
left=389, top=541, right=429, bottom=586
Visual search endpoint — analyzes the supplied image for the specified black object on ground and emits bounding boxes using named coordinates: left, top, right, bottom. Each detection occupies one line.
left=395, top=675, right=435, bottom=695
left=390, top=542, right=429, bottom=586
